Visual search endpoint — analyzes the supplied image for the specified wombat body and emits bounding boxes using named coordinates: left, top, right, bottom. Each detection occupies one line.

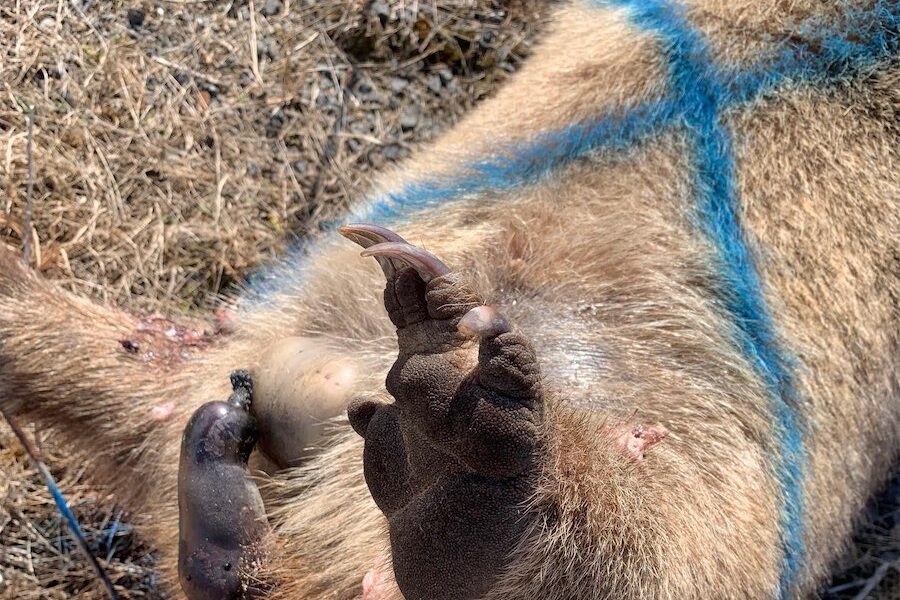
left=0, top=1, right=898, bottom=599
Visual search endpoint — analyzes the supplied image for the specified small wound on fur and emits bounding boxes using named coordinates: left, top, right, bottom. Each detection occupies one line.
left=361, top=562, right=397, bottom=600
left=151, top=401, right=176, bottom=421
left=615, top=423, right=668, bottom=460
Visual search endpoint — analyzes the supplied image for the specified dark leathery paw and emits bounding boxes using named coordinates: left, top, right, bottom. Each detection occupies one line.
left=178, top=370, right=270, bottom=600
left=342, top=224, right=545, bottom=600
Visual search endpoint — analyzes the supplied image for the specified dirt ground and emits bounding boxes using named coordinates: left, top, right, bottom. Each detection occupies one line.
left=0, top=1, right=897, bottom=598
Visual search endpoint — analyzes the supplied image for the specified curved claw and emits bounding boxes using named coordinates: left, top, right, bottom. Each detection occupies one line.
left=339, top=223, right=409, bottom=247
left=361, top=242, right=451, bottom=283
left=339, top=224, right=411, bottom=278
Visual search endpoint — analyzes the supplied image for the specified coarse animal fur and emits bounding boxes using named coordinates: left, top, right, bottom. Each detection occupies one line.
left=1, top=0, right=898, bottom=598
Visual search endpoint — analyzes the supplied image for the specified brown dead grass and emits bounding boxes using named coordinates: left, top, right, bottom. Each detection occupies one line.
left=0, top=0, right=546, bottom=312
left=0, top=1, right=896, bottom=598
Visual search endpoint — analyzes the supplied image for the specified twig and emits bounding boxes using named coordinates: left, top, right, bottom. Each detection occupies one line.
left=23, top=108, right=33, bottom=267
left=0, top=410, right=120, bottom=600
left=150, top=55, right=224, bottom=86
left=248, top=0, right=263, bottom=84
left=851, top=557, right=900, bottom=600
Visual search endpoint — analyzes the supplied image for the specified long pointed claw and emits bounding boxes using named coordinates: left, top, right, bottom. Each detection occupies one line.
left=339, top=224, right=410, bottom=278
left=361, top=242, right=451, bottom=283
left=339, top=223, right=409, bottom=248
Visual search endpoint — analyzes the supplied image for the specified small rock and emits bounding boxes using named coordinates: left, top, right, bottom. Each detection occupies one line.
left=400, top=106, right=419, bottom=131
left=383, top=144, right=407, bottom=162
left=258, top=37, right=280, bottom=61
left=389, top=77, right=408, bottom=93
left=261, top=0, right=282, bottom=16
left=127, top=8, right=145, bottom=29
left=291, top=161, right=308, bottom=175
left=438, top=67, right=454, bottom=83
left=370, top=1, right=390, bottom=18
left=266, top=111, right=285, bottom=138
left=426, top=74, right=442, bottom=93
left=39, top=17, right=55, bottom=29
left=198, top=81, right=220, bottom=97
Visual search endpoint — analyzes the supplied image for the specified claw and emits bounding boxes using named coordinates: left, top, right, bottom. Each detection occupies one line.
left=361, top=242, right=451, bottom=283
left=339, top=223, right=409, bottom=247
left=458, top=306, right=510, bottom=338
left=339, top=224, right=410, bottom=278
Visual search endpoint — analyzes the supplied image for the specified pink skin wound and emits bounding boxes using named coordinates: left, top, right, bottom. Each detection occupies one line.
left=361, top=561, right=400, bottom=600
left=615, top=423, right=668, bottom=460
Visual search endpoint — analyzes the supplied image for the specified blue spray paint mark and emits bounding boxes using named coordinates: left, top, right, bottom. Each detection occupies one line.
left=250, top=2, right=898, bottom=298
left=597, top=0, right=806, bottom=594
left=248, top=7, right=898, bottom=593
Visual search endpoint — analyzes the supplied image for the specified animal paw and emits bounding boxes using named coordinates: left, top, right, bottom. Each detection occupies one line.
left=341, top=224, right=544, bottom=600
left=178, top=370, right=270, bottom=600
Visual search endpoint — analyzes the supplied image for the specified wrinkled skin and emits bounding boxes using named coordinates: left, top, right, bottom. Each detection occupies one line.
left=178, top=371, right=269, bottom=600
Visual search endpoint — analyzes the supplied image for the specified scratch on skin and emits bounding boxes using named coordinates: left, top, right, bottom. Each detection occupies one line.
left=119, top=314, right=219, bottom=366
left=615, top=423, right=669, bottom=461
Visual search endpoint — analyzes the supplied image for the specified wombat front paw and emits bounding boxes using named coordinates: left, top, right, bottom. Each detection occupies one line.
left=341, top=224, right=544, bottom=600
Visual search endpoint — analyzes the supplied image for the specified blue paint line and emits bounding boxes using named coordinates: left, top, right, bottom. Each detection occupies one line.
left=723, top=2, right=900, bottom=103
left=247, top=100, right=680, bottom=296
left=249, top=2, right=898, bottom=300
left=354, top=100, right=678, bottom=223
left=598, top=1, right=806, bottom=594
left=45, top=467, right=94, bottom=550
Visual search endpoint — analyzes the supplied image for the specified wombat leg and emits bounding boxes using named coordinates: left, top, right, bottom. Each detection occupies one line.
left=341, top=226, right=543, bottom=600
left=178, top=370, right=271, bottom=600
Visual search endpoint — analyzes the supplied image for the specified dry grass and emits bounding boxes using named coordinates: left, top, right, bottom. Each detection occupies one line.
left=0, top=0, right=896, bottom=598
left=0, top=0, right=545, bottom=312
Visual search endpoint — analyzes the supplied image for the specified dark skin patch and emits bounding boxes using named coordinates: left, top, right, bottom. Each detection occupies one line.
left=347, top=249, right=545, bottom=600
left=178, top=370, right=269, bottom=600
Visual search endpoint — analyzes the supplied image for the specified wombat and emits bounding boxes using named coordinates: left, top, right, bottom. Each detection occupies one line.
left=0, top=1, right=897, bottom=599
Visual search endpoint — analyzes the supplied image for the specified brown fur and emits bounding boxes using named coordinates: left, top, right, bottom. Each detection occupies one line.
left=0, top=1, right=897, bottom=598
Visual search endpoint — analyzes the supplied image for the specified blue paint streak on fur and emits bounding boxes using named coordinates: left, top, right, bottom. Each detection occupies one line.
left=355, top=100, right=678, bottom=223
left=600, top=1, right=808, bottom=594
left=249, top=2, right=899, bottom=296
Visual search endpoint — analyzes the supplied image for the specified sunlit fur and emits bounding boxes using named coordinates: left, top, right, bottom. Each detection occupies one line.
left=0, top=1, right=897, bottom=598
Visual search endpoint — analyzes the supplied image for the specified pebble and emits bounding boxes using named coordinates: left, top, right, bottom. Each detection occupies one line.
left=370, top=1, right=390, bottom=18
left=262, top=0, right=283, bottom=16
left=400, top=106, right=419, bottom=131
left=127, top=8, right=145, bottom=29
left=383, top=144, right=407, bottom=162
left=389, top=77, right=408, bottom=93
left=426, top=74, right=442, bottom=93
